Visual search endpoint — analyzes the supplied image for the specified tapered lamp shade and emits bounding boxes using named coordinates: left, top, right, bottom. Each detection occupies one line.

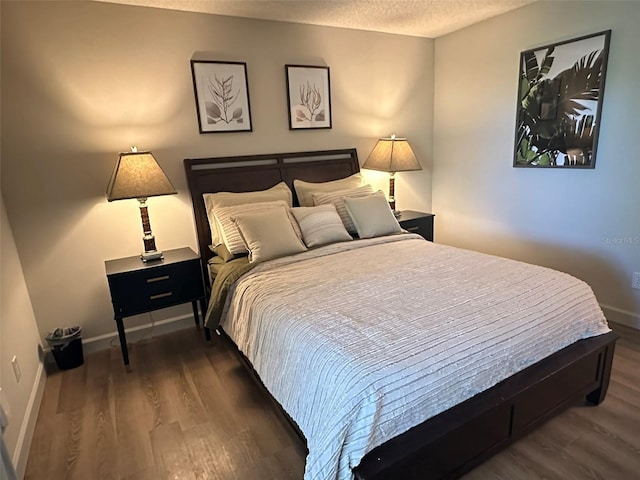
left=363, top=135, right=421, bottom=212
left=362, top=136, right=422, bottom=173
left=106, top=150, right=177, bottom=262
left=106, top=151, right=177, bottom=201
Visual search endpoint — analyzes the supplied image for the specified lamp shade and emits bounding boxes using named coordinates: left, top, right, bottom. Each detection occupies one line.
left=363, top=135, right=422, bottom=173
left=106, top=151, right=177, bottom=201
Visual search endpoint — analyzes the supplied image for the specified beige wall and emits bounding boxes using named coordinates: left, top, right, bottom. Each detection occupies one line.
left=433, top=0, right=640, bottom=327
left=0, top=1, right=434, bottom=341
left=1, top=196, right=46, bottom=476
left=2, top=6, right=46, bottom=473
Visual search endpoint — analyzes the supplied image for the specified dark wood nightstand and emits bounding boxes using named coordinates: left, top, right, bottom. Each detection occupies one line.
left=397, top=210, right=435, bottom=241
left=105, top=247, right=206, bottom=365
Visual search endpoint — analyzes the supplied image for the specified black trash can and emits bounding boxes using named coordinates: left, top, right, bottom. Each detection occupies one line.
left=45, top=326, right=84, bottom=370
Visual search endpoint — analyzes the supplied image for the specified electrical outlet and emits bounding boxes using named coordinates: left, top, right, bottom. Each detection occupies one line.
left=632, top=272, right=640, bottom=290
left=11, top=356, right=21, bottom=382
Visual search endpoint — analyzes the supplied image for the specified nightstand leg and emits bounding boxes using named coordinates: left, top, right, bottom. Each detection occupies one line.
left=199, top=298, right=207, bottom=319
left=199, top=298, right=210, bottom=339
left=191, top=301, right=199, bottom=326
left=115, top=317, right=129, bottom=366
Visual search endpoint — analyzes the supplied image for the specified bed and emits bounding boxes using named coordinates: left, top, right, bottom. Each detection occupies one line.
left=184, top=148, right=617, bottom=480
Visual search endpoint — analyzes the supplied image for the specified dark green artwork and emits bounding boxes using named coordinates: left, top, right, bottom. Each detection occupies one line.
left=514, top=31, right=611, bottom=168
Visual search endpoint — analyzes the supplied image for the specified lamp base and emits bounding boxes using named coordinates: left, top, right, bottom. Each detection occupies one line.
left=141, top=250, right=164, bottom=262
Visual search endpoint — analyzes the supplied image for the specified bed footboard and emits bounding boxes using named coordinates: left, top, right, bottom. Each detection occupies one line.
left=353, top=331, right=618, bottom=480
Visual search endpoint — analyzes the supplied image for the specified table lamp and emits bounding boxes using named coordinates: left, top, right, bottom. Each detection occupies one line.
left=362, top=134, right=422, bottom=214
left=106, top=147, right=177, bottom=262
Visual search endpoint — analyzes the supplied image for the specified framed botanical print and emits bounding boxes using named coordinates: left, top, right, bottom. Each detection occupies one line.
left=513, top=30, right=611, bottom=168
left=285, top=65, right=332, bottom=130
left=190, top=60, right=252, bottom=133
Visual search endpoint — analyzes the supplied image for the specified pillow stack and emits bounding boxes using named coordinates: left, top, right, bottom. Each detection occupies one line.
left=202, top=173, right=406, bottom=265
left=203, top=182, right=293, bottom=247
left=214, top=200, right=302, bottom=255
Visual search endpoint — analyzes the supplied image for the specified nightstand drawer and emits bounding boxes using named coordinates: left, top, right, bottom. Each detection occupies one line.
left=397, top=211, right=435, bottom=241
left=107, top=259, right=204, bottom=317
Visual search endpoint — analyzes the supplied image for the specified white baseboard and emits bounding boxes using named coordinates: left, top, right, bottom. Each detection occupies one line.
left=600, top=303, right=640, bottom=330
left=13, top=360, right=46, bottom=479
left=82, top=313, right=199, bottom=355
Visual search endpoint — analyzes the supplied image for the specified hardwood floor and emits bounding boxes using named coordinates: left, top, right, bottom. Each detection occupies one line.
left=25, top=323, right=640, bottom=480
left=26, top=329, right=306, bottom=480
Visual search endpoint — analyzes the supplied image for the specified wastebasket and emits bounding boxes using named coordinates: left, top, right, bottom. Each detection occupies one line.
left=45, top=326, right=84, bottom=370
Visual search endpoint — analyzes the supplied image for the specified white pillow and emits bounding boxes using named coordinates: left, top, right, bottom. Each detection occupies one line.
left=214, top=200, right=302, bottom=255
left=291, top=204, right=352, bottom=248
left=203, top=182, right=293, bottom=245
left=293, top=173, right=362, bottom=207
left=311, top=184, right=374, bottom=234
left=343, top=192, right=402, bottom=239
left=232, top=207, right=307, bottom=264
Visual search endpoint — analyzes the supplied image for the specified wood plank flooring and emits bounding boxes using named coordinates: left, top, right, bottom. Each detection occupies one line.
left=25, top=323, right=640, bottom=480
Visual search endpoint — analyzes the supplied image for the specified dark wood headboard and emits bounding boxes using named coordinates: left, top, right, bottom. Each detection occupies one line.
left=184, top=148, right=360, bottom=287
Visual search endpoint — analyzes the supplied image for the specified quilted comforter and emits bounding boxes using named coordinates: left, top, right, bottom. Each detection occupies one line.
left=219, top=234, right=610, bottom=480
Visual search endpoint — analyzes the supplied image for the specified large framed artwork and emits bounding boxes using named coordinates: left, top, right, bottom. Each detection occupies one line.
left=513, top=30, right=611, bottom=168
left=285, top=65, right=332, bottom=130
left=190, top=60, right=252, bottom=133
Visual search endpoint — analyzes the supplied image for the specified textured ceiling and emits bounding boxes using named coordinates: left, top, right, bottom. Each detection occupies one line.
left=96, top=0, right=537, bottom=38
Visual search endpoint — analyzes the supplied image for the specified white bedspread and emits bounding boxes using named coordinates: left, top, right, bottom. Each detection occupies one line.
left=220, top=234, right=610, bottom=480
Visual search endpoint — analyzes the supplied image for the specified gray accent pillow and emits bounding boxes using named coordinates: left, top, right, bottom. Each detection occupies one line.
left=343, top=192, right=402, bottom=239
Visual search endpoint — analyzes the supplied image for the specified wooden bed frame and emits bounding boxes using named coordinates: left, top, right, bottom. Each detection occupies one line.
left=184, top=148, right=617, bottom=480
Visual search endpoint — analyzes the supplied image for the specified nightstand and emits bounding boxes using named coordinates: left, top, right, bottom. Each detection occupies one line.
left=105, top=247, right=206, bottom=365
left=397, top=210, right=435, bottom=241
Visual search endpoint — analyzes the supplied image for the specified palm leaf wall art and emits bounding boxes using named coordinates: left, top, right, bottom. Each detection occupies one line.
left=514, top=30, right=611, bottom=168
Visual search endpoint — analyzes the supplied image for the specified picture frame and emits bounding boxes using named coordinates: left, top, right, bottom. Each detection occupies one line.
left=190, top=60, right=252, bottom=133
left=513, top=30, right=611, bottom=168
left=285, top=65, right=332, bottom=130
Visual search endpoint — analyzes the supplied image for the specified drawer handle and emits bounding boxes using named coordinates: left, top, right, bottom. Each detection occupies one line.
left=406, top=226, right=420, bottom=232
left=147, top=275, right=170, bottom=283
left=150, top=292, right=173, bottom=300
